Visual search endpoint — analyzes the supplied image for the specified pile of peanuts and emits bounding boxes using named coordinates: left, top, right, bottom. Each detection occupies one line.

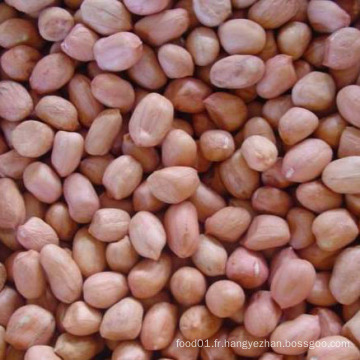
left=2, top=0, right=360, bottom=359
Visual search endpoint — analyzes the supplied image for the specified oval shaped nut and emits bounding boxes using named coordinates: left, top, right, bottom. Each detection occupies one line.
left=16, top=217, right=59, bottom=251
left=241, top=135, right=278, bottom=172
left=308, top=0, right=350, bottom=33
left=0, top=150, right=33, bottom=180
left=94, top=32, right=143, bottom=72
left=279, top=107, right=319, bottom=146
left=133, top=181, right=165, bottom=213
left=244, top=291, right=281, bottom=337
left=129, top=211, right=166, bottom=261
left=25, top=345, right=62, bottom=360
left=180, top=305, right=222, bottom=341
left=205, top=206, right=251, bottom=243
left=100, top=297, right=144, bottom=341
left=85, top=109, right=122, bottom=156
left=134, top=9, right=189, bottom=46
left=220, top=150, right=260, bottom=199
left=292, top=71, right=336, bottom=111
left=4, top=0, right=53, bottom=13
left=282, top=139, right=333, bottom=183
left=51, top=131, right=84, bottom=178
left=0, top=286, right=25, bottom=327
left=140, top=303, right=177, bottom=350
left=200, top=130, right=235, bottom=162
left=30, top=53, right=75, bottom=94
left=206, top=280, right=245, bottom=318
left=270, top=314, right=321, bottom=355
left=248, top=0, right=299, bottom=29
left=244, top=215, right=290, bottom=251
left=147, top=166, right=200, bottom=204
left=271, top=259, right=316, bottom=309
left=91, top=74, right=135, bottom=112
left=89, top=209, right=130, bottom=243
left=81, top=0, right=132, bottom=35
left=5, top=305, right=55, bottom=351
left=61, top=24, right=99, bottom=62
left=164, top=201, right=200, bottom=258
left=112, top=341, right=151, bottom=360
left=322, top=156, right=360, bottom=194
left=103, top=155, right=143, bottom=200
left=218, top=19, right=266, bottom=55
left=0, top=178, right=25, bottom=229
left=256, top=55, right=297, bottom=99
left=62, top=301, right=102, bottom=336
left=338, top=126, right=360, bottom=158
left=210, top=55, right=265, bottom=89
left=158, top=44, right=194, bottom=79
left=193, top=0, right=231, bottom=27
left=192, top=235, right=227, bottom=276
left=83, top=272, right=128, bottom=309
left=312, top=209, right=358, bottom=252
left=170, top=267, right=207, bottom=306
left=307, top=272, right=336, bottom=307
left=124, top=0, right=170, bottom=15
left=128, top=254, right=172, bottom=299
left=12, top=120, right=54, bottom=159
left=0, top=81, right=33, bottom=122
left=129, top=93, right=174, bottom=147
left=23, top=162, right=62, bottom=204
left=307, top=336, right=360, bottom=360
left=330, top=246, right=360, bottom=305
left=186, top=27, right=220, bottom=66
left=324, top=28, right=360, bottom=70
left=35, top=96, right=79, bottom=131
left=337, top=85, right=360, bottom=128
left=13, top=250, right=46, bottom=299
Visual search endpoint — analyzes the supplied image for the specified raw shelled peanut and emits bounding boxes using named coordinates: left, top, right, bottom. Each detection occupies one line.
left=1, top=1, right=360, bottom=360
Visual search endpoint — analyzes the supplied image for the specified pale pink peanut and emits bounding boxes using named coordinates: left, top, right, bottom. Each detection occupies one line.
left=257, top=55, right=297, bottom=99
left=25, top=346, right=62, bottom=360
left=269, top=247, right=299, bottom=283
left=311, top=307, right=342, bottom=338
left=200, top=329, right=236, bottom=360
left=129, top=211, right=166, bottom=261
left=91, top=74, right=135, bottom=112
left=61, top=24, right=99, bottom=62
left=0, top=178, right=25, bottom=229
left=0, top=286, right=24, bottom=327
left=73, top=227, right=106, bottom=277
left=13, top=250, right=46, bottom=299
left=124, top=0, right=170, bottom=15
left=30, top=53, right=75, bottom=94
left=200, top=130, right=235, bottom=162
left=40, top=244, right=83, bottom=304
left=0, top=150, right=31, bottom=180
left=129, top=93, right=174, bottom=147
left=337, top=85, right=360, bottom=128
left=112, top=341, right=151, bottom=360
left=338, top=127, right=360, bottom=158
left=242, top=135, right=278, bottom=172
left=287, top=207, right=315, bottom=249
left=210, top=55, right=265, bottom=89
left=100, top=297, right=144, bottom=341
left=322, top=156, right=360, bottom=194
left=134, top=9, right=189, bottom=46
left=243, top=214, right=290, bottom=250
left=5, top=305, right=55, bottom=351
left=94, top=32, right=143, bottom=72
left=17, top=217, right=59, bottom=251
left=64, top=173, right=100, bottom=223
left=62, top=301, right=102, bottom=336
left=244, top=291, right=281, bottom=337
left=193, top=0, right=231, bottom=27
left=270, top=314, right=321, bottom=355
left=51, top=131, right=84, bottom=177
left=262, top=95, right=293, bottom=128
left=192, top=235, right=228, bottom=276
left=282, top=139, right=333, bottom=182
left=180, top=305, right=223, bottom=341
left=147, top=166, right=200, bottom=204
left=106, top=236, right=139, bottom=274
left=170, top=267, right=207, bottom=306
left=133, top=181, right=165, bottom=213
left=103, top=155, right=143, bottom=200
left=38, top=7, right=74, bottom=42
left=5, top=0, right=53, bottom=13
left=140, top=303, right=177, bottom=351
left=12, top=121, right=54, bottom=158
left=204, top=93, right=248, bottom=132
left=83, top=272, right=128, bottom=309
left=81, top=0, right=132, bottom=35
left=271, top=259, right=316, bottom=309
left=186, top=27, right=220, bottom=66
left=128, top=254, right=172, bottom=299
left=307, top=272, right=336, bottom=307
left=164, top=202, right=200, bottom=258
left=279, top=107, right=319, bottom=145
left=243, top=117, right=276, bottom=144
